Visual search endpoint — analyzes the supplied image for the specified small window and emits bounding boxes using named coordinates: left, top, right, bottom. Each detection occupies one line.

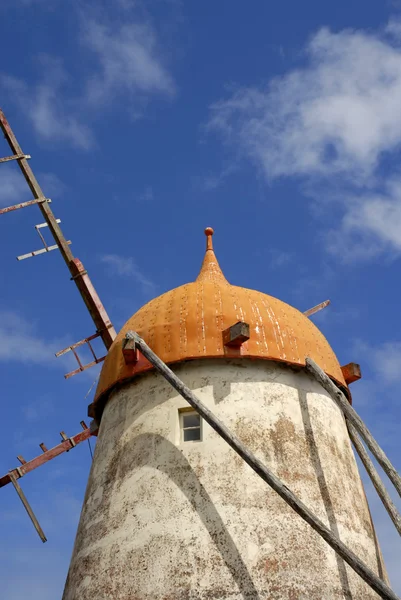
left=180, top=410, right=202, bottom=442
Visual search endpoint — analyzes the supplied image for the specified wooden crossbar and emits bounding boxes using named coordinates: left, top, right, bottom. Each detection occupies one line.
left=0, top=426, right=95, bottom=489
left=0, top=153, right=30, bottom=163
left=9, top=472, right=47, bottom=543
left=0, top=197, right=49, bottom=215
left=55, top=332, right=106, bottom=379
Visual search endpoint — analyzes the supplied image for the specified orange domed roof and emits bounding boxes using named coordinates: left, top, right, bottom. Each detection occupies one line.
left=92, top=228, right=347, bottom=412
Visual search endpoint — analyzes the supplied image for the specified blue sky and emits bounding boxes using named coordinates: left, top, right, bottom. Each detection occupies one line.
left=0, top=0, right=400, bottom=597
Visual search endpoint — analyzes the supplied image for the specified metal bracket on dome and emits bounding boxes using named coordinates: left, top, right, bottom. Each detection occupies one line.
left=223, top=321, right=250, bottom=347
left=341, top=362, right=361, bottom=385
left=122, top=333, right=139, bottom=365
left=55, top=331, right=106, bottom=379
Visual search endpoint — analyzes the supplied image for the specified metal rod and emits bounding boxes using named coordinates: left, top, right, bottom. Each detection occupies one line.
left=304, top=300, right=330, bottom=317
left=305, top=357, right=401, bottom=498
left=347, top=421, right=401, bottom=536
left=127, top=331, right=398, bottom=600
left=9, top=472, right=47, bottom=543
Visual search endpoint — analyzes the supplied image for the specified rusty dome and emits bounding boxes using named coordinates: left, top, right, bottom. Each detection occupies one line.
left=92, top=228, right=347, bottom=412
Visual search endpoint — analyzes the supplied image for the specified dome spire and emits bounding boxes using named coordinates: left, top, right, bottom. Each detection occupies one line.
left=196, top=227, right=228, bottom=284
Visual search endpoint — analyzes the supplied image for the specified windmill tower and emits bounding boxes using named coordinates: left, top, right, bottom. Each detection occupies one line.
left=62, top=228, right=388, bottom=599
left=1, top=111, right=399, bottom=600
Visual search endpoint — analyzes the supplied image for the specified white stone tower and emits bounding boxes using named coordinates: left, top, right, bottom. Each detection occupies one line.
left=63, top=228, right=386, bottom=599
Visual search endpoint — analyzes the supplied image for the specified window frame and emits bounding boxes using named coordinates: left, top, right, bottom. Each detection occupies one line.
left=179, top=408, right=202, bottom=443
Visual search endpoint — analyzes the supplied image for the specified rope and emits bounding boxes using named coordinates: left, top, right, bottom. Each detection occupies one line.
left=88, top=438, right=94, bottom=461
left=84, top=374, right=99, bottom=462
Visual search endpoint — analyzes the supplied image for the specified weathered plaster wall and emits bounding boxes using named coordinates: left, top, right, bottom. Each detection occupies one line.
left=63, top=359, right=386, bottom=599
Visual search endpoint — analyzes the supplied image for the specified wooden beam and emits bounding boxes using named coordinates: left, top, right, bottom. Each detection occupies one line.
left=223, top=321, right=250, bottom=347
left=0, top=109, right=116, bottom=352
left=341, top=363, right=362, bottom=385
left=347, top=422, right=401, bottom=535
left=126, top=331, right=399, bottom=600
left=305, top=357, right=401, bottom=499
left=0, top=427, right=93, bottom=488
left=9, top=472, right=47, bottom=543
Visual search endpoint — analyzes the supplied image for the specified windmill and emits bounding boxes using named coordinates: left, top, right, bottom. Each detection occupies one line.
left=0, top=109, right=116, bottom=539
left=0, top=110, right=400, bottom=600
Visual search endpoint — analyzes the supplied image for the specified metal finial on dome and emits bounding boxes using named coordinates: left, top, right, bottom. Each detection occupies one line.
left=196, top=226, right=228, bottom=283
left=204, top=227, right=214, bottom=251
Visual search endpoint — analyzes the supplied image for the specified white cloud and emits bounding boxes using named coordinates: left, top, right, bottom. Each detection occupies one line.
left=207, top=23, right=401, bottom=260
left=208, top=26, right=401, bottom=182
left=386, top=17, right=401, bottom=40
left=0, top=165, right=65, bottom=207
left=0, top=310, right=63, bottom=365
left=326, top=176, right=401, bottom=259
left=0, top=166, right=30, bottom=206
left=0, top=15, right=175, bottom=149
left=82, top=20, right=175, bottom=106
left=357, top=339, right=401, bottom=386
left=0, top=69, right=93, bottom=150
left=101, top=254, right=155, bottom=293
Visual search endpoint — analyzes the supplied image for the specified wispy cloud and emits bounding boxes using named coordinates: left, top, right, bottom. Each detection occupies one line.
left=0, top=13, right=176, bottom=149
left=0, top=309, right=65, bottom=366
left=0, top=166, right=30, bottom=206
left=207, top=22, right=401, bottom=261
left=0, top=165, right=66, bottom=207
left=82, top=20, right=175, bottom=106
left=269, top=249, right=294, bottom=269
left=326, top=176, right=401, bottom=259
left=208, top=26, right=401, bottom=181
left=199, top=164, right=237, bottom=191
left=355, top=339, right=401, bottom=386
left=101, top=254, right=156, bottom=293
left=137, top=185, right=154, bottom=203
left=0, top=62, right=93, bottom=150
left=21, top=395, right=55, bottom=422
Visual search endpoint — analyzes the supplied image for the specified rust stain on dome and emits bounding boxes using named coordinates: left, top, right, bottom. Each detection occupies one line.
left=93, top=228, right=347, bottom=409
